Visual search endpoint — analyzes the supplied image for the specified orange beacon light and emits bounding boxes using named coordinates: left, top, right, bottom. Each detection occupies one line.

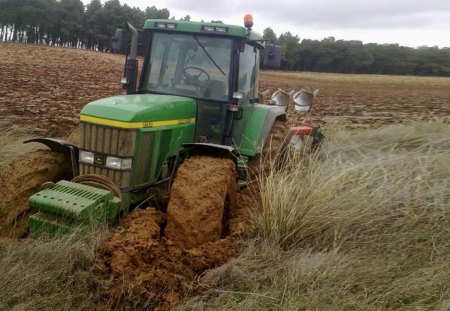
left=244, top=14, right=253, bottom=29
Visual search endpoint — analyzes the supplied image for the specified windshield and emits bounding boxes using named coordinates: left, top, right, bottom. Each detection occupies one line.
left=142, top=32, right=232, bottom=101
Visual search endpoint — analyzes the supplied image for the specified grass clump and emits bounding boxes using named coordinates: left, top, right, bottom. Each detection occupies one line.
left=0, top=232, right=106, bottom=311
left=177, top=121, right=450, bottom=310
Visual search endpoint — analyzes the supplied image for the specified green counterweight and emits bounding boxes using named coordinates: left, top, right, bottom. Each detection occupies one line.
left=29, top=181, right=120, bottom=236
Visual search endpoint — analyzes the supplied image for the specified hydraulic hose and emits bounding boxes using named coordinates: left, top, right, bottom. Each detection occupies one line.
left=72, top=174, right=122, bottom=200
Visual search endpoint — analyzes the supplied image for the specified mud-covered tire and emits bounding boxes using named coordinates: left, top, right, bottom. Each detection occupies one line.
left=0, top=150, right=72, bottom=238
left=165, top=156, right=237, bottom=249
left=247, top=120, right=290, bottom=179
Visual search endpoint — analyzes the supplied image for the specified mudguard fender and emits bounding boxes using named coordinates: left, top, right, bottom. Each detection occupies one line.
left=183, top=143, right=237, bottom=165
left=239, top=105, right=286, bottom=157
left=24, top=138, right=79, bottom=177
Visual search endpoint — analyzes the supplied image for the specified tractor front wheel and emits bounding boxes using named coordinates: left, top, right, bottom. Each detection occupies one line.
left=165, top=155, right=237, bottom=249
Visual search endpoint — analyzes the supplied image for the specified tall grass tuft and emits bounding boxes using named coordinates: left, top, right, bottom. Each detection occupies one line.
left=0, top=231, right=106, bottom=310
left=177, top=121, right=450, bottom=310
left=257, top=121, right=450, bottom=249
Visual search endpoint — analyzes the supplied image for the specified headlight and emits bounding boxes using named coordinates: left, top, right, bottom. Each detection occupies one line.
left=80, top=151, right=94, bottom=164
left=106, top=156, right=132, bottom=170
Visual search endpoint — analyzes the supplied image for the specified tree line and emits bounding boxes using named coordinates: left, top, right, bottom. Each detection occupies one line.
left=263, top=28, right=450, bottom=76
left=0, top=0, right=178, bottom=50
left=1, top=0, right=449, bottom=76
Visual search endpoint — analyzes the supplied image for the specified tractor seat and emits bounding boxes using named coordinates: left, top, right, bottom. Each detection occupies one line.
left=201, top=80, right=227, bottom=100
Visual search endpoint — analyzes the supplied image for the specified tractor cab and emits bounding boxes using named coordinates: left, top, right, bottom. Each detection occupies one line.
left=140, top=31, right=234, bottom=144
left=142, top=32, right=232, bottom=102
left=120, top=17, right=269, bottom=147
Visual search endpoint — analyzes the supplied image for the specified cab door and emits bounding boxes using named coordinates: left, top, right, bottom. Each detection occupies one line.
left=230, top=43, right=260, bottom=148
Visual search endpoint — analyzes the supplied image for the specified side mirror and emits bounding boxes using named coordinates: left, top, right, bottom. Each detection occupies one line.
left=112, top=29, right=124, bottom=53
left=262, top=44, right=281, bottom=69
left=120, top=77, right=129, bottom=87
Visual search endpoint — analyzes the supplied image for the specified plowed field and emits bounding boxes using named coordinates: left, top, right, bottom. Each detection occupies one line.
left=260, top=71, right=450, bottom=127
left=1, top=43, right=449, bottom=141
left=0, top=43, right=123, bottom=138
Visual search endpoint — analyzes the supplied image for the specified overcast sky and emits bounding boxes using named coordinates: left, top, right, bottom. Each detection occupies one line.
left=83, top=0, right=450, bottom=48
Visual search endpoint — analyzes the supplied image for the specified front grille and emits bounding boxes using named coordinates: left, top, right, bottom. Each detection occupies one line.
left=79, top=122, right=137, bottom=189
left=135, top=132, right=155, bottom=185
left=79, top=122, right=136, bottom=156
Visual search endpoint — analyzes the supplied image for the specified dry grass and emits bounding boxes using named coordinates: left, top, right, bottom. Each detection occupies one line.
left=0, top=231, right=107, bottom=311
left=177, top=121, right=450, bottom=310
left=1, top=121, right=449, bottom=311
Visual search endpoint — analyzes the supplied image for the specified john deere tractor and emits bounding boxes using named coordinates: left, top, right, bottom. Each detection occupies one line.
left=21, top=16, right=289, bottom=239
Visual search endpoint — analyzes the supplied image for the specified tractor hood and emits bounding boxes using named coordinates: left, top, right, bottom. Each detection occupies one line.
left=80, top=94, right=196, bottom=126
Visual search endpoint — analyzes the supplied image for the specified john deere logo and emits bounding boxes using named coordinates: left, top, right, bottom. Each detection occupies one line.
left=94, top=155, right=105, bottom=165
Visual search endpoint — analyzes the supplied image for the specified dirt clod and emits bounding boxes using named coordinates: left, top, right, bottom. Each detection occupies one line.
left=0, top=150, right=72, bottom=238
left=96, top=208, right=239, bottom=310
left=165, top=156, right=237, bottom=249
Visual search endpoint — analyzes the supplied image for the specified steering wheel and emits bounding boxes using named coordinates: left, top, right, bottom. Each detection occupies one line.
left=183, top=66, right=211, bottom=85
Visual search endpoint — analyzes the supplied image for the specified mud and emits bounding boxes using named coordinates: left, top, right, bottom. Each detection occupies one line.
left=96, top=208, right=237, bottom=310
left=0, top=134, right=39, bottom=169
left=0, top=150, right=72, bottom=237
left=165, top=156, right=237, bottom=249
left=95, top=157, right=257, bottom=310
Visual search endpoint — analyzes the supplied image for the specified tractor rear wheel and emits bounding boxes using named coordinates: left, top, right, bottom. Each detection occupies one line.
left=248, top=120, right=290, bottom=179
left=0, top=150, right=72, bottom=238
left=165, top=155, right=237, bottom=249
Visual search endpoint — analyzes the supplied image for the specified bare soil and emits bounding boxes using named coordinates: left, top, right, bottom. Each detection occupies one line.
left=2, top=43, right=449, bottom=142
left=0, top=150, right=72, bottom=238
left=1, top=44, right=446, bottom=183
left=260, top=71, right=450, bottom=127
left=0, top=43, right=123, bottom=138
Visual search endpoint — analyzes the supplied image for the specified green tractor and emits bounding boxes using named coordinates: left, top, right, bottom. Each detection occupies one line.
left=23, top=16, right=292, bottom=241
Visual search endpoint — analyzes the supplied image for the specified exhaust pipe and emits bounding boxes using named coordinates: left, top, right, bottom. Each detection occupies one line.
left=127, top=22, right=138, bottom=60
left=123, top=22, right=138, bottom=94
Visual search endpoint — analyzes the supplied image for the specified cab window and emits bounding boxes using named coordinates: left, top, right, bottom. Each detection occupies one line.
left=238, top=44, right=259, bottom=100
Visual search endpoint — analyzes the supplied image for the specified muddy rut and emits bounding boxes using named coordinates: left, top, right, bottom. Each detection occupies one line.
left=95, top=156, right=257, bottom=310
left=0, top=150, right=72, bottom=238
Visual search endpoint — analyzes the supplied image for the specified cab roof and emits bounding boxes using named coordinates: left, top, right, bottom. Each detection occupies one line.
left=144, top=19, right=263, bottom=43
